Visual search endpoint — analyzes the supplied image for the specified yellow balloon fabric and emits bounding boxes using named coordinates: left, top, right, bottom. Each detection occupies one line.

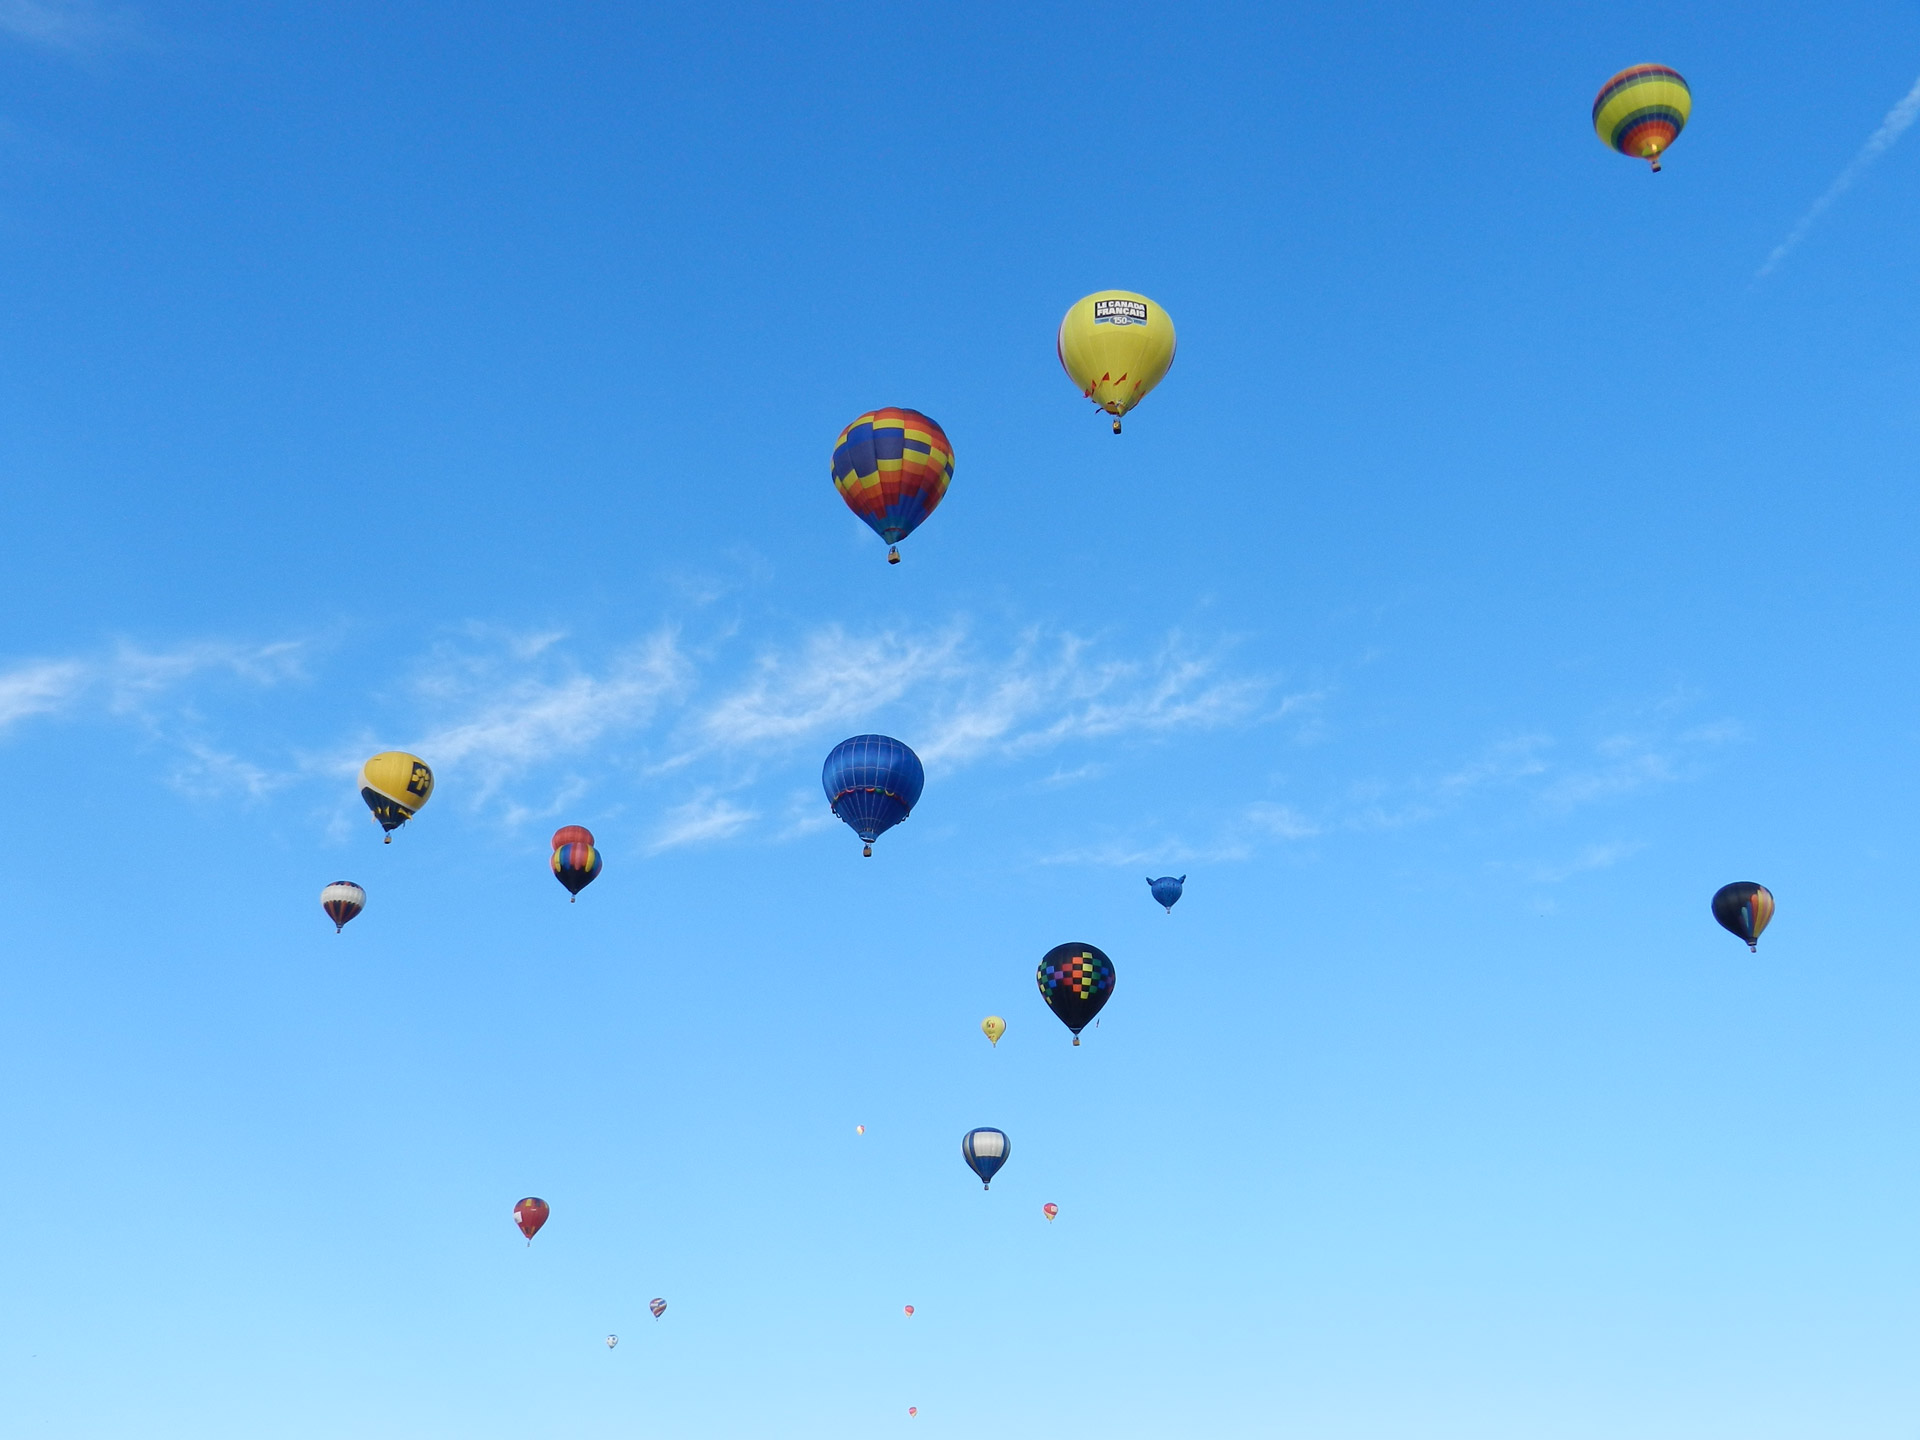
left=980, top=1015, right=1006, bottom=1047
left=359, top=751, right=434, bottom=835
left=1056, top=290, right=1176, bottom=427
left=1592, top=65, right=1691, bottom=170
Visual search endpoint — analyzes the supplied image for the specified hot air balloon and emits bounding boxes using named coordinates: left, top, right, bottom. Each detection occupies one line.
left=1593, top=65, right=1691, bottom=172
left=320, top=880, right=365, bottom=933
left=903, top=1305, right=914, bottom=1318
left=1147, top=875, right=1185, bottom=912
left=1042, top=1202, right=1058, bottom=1223
left=980, top=1015, right=1006, bottom=1047
left=908, top=1408, right=918, bottom=1418
left=831, top=408, right=956, bottom=564
left=856, top=1124, right=866, bottom=1135
left=552, top=841, right=602, bottom=901
left=649, top=1297, right=667, bottom=1320
left=1057, top=290, right=1176, bottom=434
left=359, top=751, right=434, bottom=842
left=1712, top=882, right=1774, bottom=952
left=606, top=1334, right=619, bottom=1349
left=513, top=1196, right=549, bottom=1245
left=552, top=824, right=594, bottom=851
left=822, top=735, right=924, bottom=857
left=962, top=1127, right=1010, bottom=1190
left=1037, top=943, right=1115, bottom=1046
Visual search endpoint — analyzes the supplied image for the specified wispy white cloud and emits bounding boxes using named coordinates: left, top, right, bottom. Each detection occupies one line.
left=0, top=0, right=138, bottom=52
left=1520, top=840, right=1645, bottom=885
left=0, top=659, right=87, bottom=729
left=1758, top=71, right=1920, bottom=278
left=679, top=627, right=1272, bottom=774
left=0, top=642, right=303, bottom=737
left=416, top=629, right=690, bottom=799
left=1245, top=801, right=1319, bottom=840
left=647, top=794, right=759, bottom=853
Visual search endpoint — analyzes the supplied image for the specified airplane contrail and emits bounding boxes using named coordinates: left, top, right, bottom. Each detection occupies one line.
left=1757, top=70, right=1920, bottom=278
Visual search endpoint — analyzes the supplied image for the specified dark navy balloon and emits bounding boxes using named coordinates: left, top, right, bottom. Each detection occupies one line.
left=1147, top=875, right=1185, bottom=912
left=1711, top=881, right=1774, bottom=952
left=1037, top=943, right=1115, bottom=1045
left=961, top=1127, right=1010, bottom=1190
left=822, top=734, right=924, bottom=857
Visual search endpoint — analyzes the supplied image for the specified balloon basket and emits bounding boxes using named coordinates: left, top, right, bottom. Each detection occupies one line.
left=1111, top=418, right=1122, bottom=435
left=887, top=546, right=901, bottom=564
left=863, top=844, right=872, bottom=857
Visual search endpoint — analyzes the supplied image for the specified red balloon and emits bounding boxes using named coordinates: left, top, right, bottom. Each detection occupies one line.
left=513, top=1196, right=549, bottom=1244
left=551, top=825, right=594, bottom=851
left=903, top=1304, right=914, bottom=1318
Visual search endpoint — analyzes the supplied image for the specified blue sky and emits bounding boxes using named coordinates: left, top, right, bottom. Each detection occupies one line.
left=3, top=2, right=1919, bottom=1435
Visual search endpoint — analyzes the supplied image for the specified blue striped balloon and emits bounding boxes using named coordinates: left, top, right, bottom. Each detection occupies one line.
left=822, top=734, right=924, bottom=856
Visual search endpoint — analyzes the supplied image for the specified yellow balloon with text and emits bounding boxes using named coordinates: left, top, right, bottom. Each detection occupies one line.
left=1056, top=290, right=1176, bottom=434
left=981, top=1015, right=1006, bottom=1047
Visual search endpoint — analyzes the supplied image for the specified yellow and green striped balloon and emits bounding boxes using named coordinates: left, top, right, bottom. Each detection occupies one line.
left=1593, top=64, right=1691, bottom=172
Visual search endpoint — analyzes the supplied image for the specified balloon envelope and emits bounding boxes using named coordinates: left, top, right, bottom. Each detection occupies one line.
left=903, top=1305, right=914, bottom=1317
left=552, top=842, right=603, bottom=898
left=513, top=1197, right=550, bottom=1242
left=822, top=735, right=924, bottom=852
left=1037, top=943, right=1116, bottom=1043
left=1593, top=64, right=1691, bottom=170
left=320, top=880, right=365, bottom=933
left=980, top=1015, right=1006, bottom=1047
left=359, top=751, right=434, bottom=838
left=1057, top=290, right=1176, bottom=430
left=1042, top=1202, right=1058, bottom=1222
left=551, top=824, right=595, bottom=851
left=831, top=408, right=955, bottom=551
left=1147, top=875, right=1185, bottom=912
left=962, top=1127, right=1010, bottom=1189
left=606, top=1334, right=619, bottom=1348
left=1711, top=882, right=1774, bottom=951
left=649, top=1297, right=667, bottom=1320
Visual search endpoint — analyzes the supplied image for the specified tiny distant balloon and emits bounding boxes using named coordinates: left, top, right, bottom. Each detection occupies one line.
left=1592, top=64, right=1691, bottom=172
left=1037, top=943, right=1116, bottom=1046
left=359, top=751, right=434, bottom=842
left=1711, top=882, right=1774, bottom=952
left=1042, top=1202, right=1058, bottom=1223
left=903, top=1305, right=914, bottom=1318
left=822, top=734, right=924, bottom=857
left=962, top=1127, right=1010, bottom=1190
left=513, top=1196, right=549, bottom=1245
left=1057, top=290, right=1176, bottom=434
left=552, top=841, right=603, bottom=901
left=980, top=1015, right=1006, bottom=1047
left=551, top=824, right=594, bottom=851
left=1146, top=875, right=1185, bottom=912
left=649, top=1297, right=667, bottom=1320
left=908, top=1408, right=917, bottom=1418
left=606, top=1334, right=619, bottom=1349
left=856, top=1124, right=866, bottom=1135
left=320, top=880, right=365, bottom=933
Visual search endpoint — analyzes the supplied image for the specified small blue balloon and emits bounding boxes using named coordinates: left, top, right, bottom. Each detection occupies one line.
left=1147, top=875, right=1186, bottom=912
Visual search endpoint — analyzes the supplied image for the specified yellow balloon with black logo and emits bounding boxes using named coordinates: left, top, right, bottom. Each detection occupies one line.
left=1056, top=290, right=1176, bottom=434
left=359, top=751, right=434, bottom=842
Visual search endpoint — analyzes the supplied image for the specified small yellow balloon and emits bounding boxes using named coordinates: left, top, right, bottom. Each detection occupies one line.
left=359, top=751, right=434, bottom=841
left=1056, top=290, right=1176, bottom=433
left=980, top=1015, right=1006, bottom=1047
